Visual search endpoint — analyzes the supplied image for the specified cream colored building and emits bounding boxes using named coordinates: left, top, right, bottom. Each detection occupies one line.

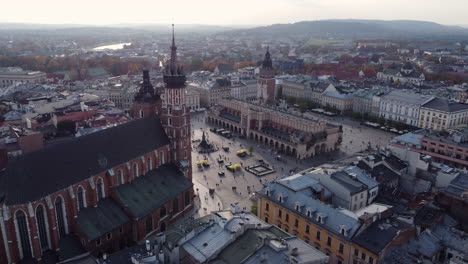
left=108, top=83, right=138, bottom=110
left=0, top=67, right=46, bottom=88
left=419, top=98, right=468, bottom=130
left=185, top=89, right=200, bottom=110
left=187, top=78, right=231, bottom=107
left=207, top=98, right=342, bottom=159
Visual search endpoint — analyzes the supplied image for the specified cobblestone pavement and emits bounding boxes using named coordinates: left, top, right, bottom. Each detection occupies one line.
left=190, top=111, right=395, bottom=216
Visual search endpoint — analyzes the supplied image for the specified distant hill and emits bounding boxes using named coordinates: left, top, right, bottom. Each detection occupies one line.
left=219, top=19, right=468, bottom=40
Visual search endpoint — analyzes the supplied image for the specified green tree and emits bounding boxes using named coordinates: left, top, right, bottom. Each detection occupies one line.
left=286, top=96, right=296, bottom=105
left=189, top=58, right=203, bottom=71
left=249, top=145, right=254, bottom=155
left=250, top=204, right=258, bottom=216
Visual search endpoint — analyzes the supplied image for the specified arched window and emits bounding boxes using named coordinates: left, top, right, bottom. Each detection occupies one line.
left=147, top=158, right=152, bottom=172
left=160, top=151, right=165, bottom=164
left=36, top=205, right=50, bottom=252
left=133, top=163, right=139, bottom=178
left=55, top=196, right=67, bottom=239
left=96, top=178, right=104, bottom=201
left=77, top=186, right=86, bottom=211
left=173, top=199, right=179, bottom=214
left=15, top=210, right=32, bottom=258
left=145, top=215, right=153, bottom=234
left=118, top=169, right=124, bottom=185
left=160, top=206, right=167, bottom=218
left=139, top=109, right=144, bottom=118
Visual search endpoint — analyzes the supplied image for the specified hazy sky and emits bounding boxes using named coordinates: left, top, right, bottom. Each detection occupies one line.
left=2, top=0, right=467, bottom=26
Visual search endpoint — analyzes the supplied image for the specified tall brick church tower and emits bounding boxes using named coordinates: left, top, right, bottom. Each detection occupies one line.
left=159, top=24, right=192, bottom=179
left=131, top=25, right=191, bottom=179
left=257, top=47, right=276, bottom=105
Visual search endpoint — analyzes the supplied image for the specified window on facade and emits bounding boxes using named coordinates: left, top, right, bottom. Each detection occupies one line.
left=279, top=196, right=283, bottom=203
left=160, top=206, right=167, bottom=218
left=118, top=169, right=124, bottom=185
left=265, top=216, right=269, bottom=223
left=306, top=224, right=310, bottom=234
left=266, top=203, right=270, bottom=211
left=306, top=210, right=311, bottom=217
left=160, top=151, right=165, bottom=164
left=362, top=253, right=366, bottom=260
left=96, top=239, right=101, bottom=246
left=147, top=158, right=152, bottom=171
left=77, top=187, right=85, bottom=210
left=107, top=233, right=112, bottom=240
left=278, top=209, right=282, bottom=218
left=36, top=205, right=50, bottom=252
left=339, top=243, right=344, bottom=254
left=294, top=219, right=299, bottom=228
left=97, top=178, right=104, bottom=201
left=369, top=257, right=374, bottom=264
left=184, top=191, right=191, bottom=207
left=316, top=230, right=321, bottom=240
left=285, top=213, right=289, bottom=222
left=133, top=163, right=139, bottom=178
left=55, top=196, right=67, bottom=239
left=16, top=210, right=32, bottom=258
left=173, top=199, right=179, bottom=214
left=146, top=215, right=153, bottom=234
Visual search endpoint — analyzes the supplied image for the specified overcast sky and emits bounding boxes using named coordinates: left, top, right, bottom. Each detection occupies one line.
left=2, top=0, right=467, bottom=26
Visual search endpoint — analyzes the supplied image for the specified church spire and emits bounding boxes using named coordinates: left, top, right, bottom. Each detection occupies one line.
left=169, top=24, right=178, bottom=75
left=163, top=24, right=186, bottom=88
left=262, top=46, right=273, bottom=70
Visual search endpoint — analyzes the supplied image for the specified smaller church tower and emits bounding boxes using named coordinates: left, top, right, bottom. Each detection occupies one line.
left=257, top=47, right=276, bottom=105
left=131, top=69, right=161, bottom=118
left=160, top=25, right=192, bottom=179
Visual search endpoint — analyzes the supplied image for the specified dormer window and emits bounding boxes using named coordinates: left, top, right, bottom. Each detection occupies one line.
left=340, top=225, right=347, bottom=236
left=265, top=188, right=270, bottom=196
left=278, top=194, right=283, bottom=203
left=295, top=202, right=300, bottom=212
left=317, top=216, right=322, bottom=223
left=306, top=209, right=311, bottom=218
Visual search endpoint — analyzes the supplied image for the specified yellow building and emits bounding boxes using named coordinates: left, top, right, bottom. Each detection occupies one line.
left=419, top=98, right=468, bottom=130
left=257, top=174, right=362, bottom=264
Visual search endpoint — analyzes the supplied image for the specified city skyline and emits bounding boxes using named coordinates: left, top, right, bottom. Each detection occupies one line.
left=2, top=0, right=468, bottom=26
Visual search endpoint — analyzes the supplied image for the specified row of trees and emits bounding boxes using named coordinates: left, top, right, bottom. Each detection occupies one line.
left=345, top=111, right=408, bottom=130
left=0, top=54, right=152, bottom=76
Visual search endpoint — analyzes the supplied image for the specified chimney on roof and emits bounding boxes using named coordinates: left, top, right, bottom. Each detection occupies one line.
left=320, top=187, right=327, bottom=203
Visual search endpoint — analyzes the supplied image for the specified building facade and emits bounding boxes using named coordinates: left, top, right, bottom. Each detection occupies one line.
left=419, top=98, right=468, bottom=130
left=257, top=176, right=362, bottom=264
left=379, top=90, right=434, bottom=127
left=389, top=128, right=468, bottom=169
left=207, top=98, right=342, bottom=159
left=108, top=83, right=138, bottom=110
left=0, top=67, right=46, bottom=88
left=185, top=89, right=200, bottom=110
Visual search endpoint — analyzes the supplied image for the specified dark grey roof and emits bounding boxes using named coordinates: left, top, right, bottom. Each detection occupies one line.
left=113, top=164, right=192, bottom=219
left=58, top=235, right=86, bottom=261
left=353, top=221, right=398, bottom=254
left=215, top=64, right=234, bottom=73
left=0, top=116, right=170, bottom=205
left=422, top=97, right=468, bottom=112
left=76, top=198, right=130, bottom=241
left=330, top=171, right=366, bottom=193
